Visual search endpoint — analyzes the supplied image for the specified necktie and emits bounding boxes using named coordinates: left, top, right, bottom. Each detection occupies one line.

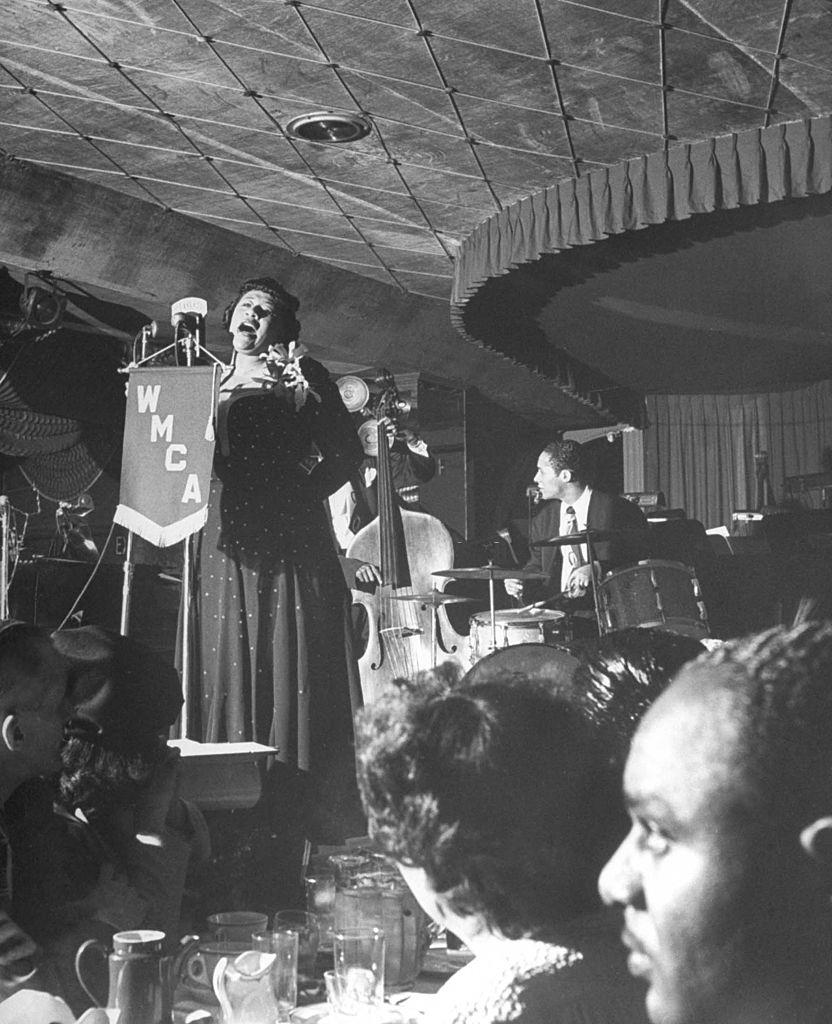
left=565, top=505, right=585, bottom=569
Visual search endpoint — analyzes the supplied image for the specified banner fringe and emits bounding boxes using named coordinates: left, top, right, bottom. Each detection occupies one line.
left=114, top=504, right=208, bottom=548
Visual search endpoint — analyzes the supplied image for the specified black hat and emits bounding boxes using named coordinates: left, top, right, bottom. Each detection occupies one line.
left=53, top=626, right=182, bottom=754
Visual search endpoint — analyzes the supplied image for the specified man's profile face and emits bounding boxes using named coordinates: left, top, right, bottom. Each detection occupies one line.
left=598, top=666, right=806, bottom=1024
left=534, top=452, right=564, bottom=501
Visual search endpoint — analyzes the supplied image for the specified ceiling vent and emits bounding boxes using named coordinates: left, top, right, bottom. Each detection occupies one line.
left=285, top=111, right=372, bottom=144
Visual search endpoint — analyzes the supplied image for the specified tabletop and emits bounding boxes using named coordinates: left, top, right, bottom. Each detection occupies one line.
left=173, top=941, right=473, bottom=1023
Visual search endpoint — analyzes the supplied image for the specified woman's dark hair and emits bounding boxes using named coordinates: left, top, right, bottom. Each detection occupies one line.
left=59, top=735, right=164, bottom=817
left=221, top=276, right=300, bottom=340
left=573, top=627, right=706, bottom=766
left=355, top=672, right=618, bottom=939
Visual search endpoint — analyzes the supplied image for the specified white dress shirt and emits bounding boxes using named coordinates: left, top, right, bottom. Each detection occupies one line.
left=559, top=487, right=592, bottom=592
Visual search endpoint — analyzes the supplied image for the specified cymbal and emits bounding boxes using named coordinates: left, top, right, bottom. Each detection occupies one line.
left=531, top=527, right=645, bottom=548
left=389, top=592, right=475, bottom=605
left=18, top=555, right=92, bottom=567
left=432, top=566, right=547, bottom=581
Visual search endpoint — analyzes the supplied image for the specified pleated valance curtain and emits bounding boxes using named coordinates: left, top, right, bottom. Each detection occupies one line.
left=452, top=115, right=832, bottom=429
left=0, top=331, right=125, bottom=500
left=642, top=382, right=832, bottom=529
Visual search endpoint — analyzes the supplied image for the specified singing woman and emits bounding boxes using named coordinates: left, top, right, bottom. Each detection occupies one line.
left=189, top=276, right=364, bottom=845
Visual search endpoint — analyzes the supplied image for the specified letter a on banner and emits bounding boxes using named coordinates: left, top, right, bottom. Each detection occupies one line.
left=114, top=366, right=219, bottom=547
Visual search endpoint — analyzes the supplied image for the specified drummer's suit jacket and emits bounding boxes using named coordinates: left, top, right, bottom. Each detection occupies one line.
left=522, top=490, right=649, bottom=600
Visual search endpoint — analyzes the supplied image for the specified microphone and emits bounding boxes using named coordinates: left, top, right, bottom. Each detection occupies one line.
left=170, top=297, right=208, bottom=334
left=170, top=297, right=208, bottom=359
left=172, top=311, right=200, bottom=327
left=526, top=485, right=542, bottom=504
left=172, top=310, right=203, bottom=337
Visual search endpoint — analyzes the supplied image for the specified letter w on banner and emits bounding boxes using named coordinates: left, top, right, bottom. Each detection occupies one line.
left=114, top=366, right=219, bottom=547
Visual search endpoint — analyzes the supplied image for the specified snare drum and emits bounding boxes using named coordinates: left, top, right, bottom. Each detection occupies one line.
left=598, top=560, right=710, bottom=638
left=469, top=608, right=569, bottom=663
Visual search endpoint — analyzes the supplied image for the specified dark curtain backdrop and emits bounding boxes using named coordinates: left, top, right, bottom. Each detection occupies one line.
left=641, top=381, right=832, bottom=529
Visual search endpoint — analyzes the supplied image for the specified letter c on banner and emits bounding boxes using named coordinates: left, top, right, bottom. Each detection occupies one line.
left=165, top=444, right=187, bottom=471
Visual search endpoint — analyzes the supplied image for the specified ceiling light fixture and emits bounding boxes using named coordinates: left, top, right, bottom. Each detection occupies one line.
left=285, top=111, right=372, bottom=144
left=20, top=272, right=66, bottom=330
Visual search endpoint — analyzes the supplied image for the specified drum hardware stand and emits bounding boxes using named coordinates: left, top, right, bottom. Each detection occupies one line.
left=484, top=561, right=498, bottom=651
left=390, top=589, right=475, bottom=668
left=583, top=531, right=605, bottom=634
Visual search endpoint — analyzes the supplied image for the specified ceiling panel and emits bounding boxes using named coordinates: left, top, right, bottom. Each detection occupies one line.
left=1, top=0, right=831, bottom=399
left=303, top=7, right=439, bottom=86
left=414, top=0, right=546, bottom=53
left=341, top=72, right=462, bottom=136
left=428, top=36, right=554, bottom=109
left=307, top=0, right=416, bottom=29
left=549, top=66, right=665, bottom=137
left=190, top=1, right=319, bottom=55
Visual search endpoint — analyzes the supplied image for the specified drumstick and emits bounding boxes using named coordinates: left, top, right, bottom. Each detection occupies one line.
left=517, top=596, right=568, bottom=613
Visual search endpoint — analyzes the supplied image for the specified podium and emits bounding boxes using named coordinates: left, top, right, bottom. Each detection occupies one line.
left=169, top=739, right=279, bottom=811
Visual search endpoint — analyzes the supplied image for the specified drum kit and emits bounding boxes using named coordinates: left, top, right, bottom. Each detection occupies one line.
left=427, top=527, right=709, bottom=667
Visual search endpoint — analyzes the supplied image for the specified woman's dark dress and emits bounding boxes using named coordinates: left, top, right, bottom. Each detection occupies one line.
left=190, top=359, right=364, bottom=842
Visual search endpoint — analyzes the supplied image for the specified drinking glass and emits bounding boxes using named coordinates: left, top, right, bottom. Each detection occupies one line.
left=253, top=929, right=298, bottom=1023
left=273, top=910, right=320, bottom=986
left=208, top=910, right=268, bottom=943
left=332, top=926, right=386, bottom=1010
left=305, top=873, right=336, bottom=950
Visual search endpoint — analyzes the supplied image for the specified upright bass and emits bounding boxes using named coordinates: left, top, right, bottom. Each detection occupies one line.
left=346, top=372, right=468, bottom=703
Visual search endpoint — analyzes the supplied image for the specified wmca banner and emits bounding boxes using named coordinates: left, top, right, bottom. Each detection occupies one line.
left=114, top=365, right=219, bottom=547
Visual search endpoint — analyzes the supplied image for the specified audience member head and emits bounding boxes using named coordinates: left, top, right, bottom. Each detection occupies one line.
left=52, top=626, right=182, bottom=816
left=574, top=627, right=706, bottom=766
left=0, top=620, right=70, bottom=800
left=599, top=621, right=832, bottom=1024
left=355, top=671, right=616, bottom=948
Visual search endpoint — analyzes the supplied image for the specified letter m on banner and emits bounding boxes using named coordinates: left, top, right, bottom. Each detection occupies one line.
left=114, top=366, right=219, bottom=547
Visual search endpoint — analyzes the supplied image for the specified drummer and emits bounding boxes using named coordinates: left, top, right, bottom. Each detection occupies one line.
left=504, top=440, right=648, bottom=617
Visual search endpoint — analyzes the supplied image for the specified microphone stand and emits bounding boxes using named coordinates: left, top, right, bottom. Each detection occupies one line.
left=179, top=326, right=195, bottom=737
left=118, top=311, right=224, bottom=737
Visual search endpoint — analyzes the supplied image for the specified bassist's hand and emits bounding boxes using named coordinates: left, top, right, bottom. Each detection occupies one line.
left=355, top=563, right=382, bottom=586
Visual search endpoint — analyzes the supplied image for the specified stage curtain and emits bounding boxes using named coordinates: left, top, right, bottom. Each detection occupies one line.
left=643, top=382, right=832, bottom=528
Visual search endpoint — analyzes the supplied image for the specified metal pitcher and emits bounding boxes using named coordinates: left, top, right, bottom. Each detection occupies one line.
left=75, top=929, right=199, bottom=1024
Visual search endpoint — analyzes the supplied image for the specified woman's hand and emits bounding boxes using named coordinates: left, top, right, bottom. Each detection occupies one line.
left=254, top=343, right=321, bottom=409
left=0, top=911, right=39, bottom=990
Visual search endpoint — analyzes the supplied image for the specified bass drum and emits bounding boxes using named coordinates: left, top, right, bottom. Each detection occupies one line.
left=468, top=608, right=571, bottom=665
left=463, top=642, right=581, bottom=690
